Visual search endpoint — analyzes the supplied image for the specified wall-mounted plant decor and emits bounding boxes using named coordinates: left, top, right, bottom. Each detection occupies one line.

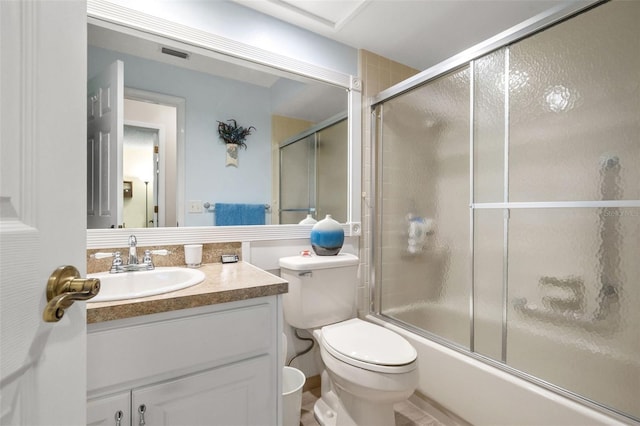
left=217, top=119, right=256, bottom=167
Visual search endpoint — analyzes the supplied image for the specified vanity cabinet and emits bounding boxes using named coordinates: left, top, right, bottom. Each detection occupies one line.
left=87, top=296, right=282, bottom=426
left=87, top=391, right=130, bottom=426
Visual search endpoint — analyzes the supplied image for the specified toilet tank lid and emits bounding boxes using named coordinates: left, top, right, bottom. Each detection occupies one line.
left=279, top=253, right=359, bottom=270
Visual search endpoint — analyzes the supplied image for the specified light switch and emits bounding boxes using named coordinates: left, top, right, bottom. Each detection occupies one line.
left=188, top=200, right=203, bottom=213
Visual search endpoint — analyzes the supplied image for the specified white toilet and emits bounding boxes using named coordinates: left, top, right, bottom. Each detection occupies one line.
left=279, top=253, right=418, bottom=426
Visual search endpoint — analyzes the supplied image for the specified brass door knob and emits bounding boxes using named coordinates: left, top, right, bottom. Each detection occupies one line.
left=43, top=265, right=101, bottom=322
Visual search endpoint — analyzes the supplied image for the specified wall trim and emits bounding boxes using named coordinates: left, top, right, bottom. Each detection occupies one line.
left=87, top=0, right=351, bottom=88
left=86, top=224, right=360, bottom=249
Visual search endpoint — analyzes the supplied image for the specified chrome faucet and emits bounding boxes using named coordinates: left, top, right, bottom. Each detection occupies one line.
left=128, top=235, right=138, bottom=266
left=91, top=235, right=170, bottom=273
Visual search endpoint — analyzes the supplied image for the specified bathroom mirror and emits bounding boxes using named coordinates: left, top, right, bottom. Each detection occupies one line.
left=86, top=11, right=357, bottom=231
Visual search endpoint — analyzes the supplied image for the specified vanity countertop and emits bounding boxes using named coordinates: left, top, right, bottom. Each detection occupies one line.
left=86, top=261, right=287, bottom=324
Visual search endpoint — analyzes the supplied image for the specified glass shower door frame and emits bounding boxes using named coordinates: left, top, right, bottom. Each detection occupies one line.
left=369, top=0, right=640, bottom=422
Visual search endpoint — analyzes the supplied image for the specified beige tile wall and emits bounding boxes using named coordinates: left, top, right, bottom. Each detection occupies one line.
left=358, top=49, right=419, bottom=315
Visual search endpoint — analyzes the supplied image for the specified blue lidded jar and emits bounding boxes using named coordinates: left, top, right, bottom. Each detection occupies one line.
left=310, top=215, right=344, bottom=256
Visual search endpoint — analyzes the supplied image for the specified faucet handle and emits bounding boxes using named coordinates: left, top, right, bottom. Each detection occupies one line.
left=91, top=252, right=116, bottom=259
left=142, top=250, right=153, bottom=266
left=90, top=251, right=124, bottom=273
left=109, top=252, right=123, bottom=273
left=142, top=249, right=170, bottom=269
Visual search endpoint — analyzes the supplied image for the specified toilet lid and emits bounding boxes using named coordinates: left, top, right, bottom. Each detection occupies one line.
left=321, top=319, right=417, bottom=373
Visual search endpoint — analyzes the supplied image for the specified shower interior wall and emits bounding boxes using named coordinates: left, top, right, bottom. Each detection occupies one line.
left=371, top=1, right=639, bottom=422
left=358, top=49, right=420, bottom=315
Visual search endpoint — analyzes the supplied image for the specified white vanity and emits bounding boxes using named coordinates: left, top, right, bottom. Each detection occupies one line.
left=86, top=262, right=287, bottom=426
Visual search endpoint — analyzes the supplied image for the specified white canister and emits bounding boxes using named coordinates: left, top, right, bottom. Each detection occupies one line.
left=184, top=244, right=203, bottom=267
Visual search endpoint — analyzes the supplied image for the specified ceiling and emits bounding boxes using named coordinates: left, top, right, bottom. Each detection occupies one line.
left=233, top=0, right=584, bottom=71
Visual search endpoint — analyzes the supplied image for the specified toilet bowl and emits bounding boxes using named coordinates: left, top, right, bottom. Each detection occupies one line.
left=279, top=254, right=418, bottom=426
left=312, top=319, right=417, bottom=426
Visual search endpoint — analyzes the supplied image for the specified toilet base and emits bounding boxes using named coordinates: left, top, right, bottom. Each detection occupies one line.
left=314, top=397, right=338, bottom=426
left=313, top=371, right=397, bottom=426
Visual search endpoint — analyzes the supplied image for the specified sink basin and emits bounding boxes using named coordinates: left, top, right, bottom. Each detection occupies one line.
left=88, top=267, right=206, bottom=303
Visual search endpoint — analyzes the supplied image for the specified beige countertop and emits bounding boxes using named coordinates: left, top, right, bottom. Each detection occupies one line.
left=86, top=261, right=288, bottom=324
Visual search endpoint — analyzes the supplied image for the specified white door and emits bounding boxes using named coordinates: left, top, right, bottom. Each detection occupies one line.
left=87, top=60, right=124, bottom=229
left=0, top=1, right=88, bottom=424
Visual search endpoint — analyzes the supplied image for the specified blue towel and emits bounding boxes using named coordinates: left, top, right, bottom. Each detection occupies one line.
left=214, top=203, right=265, bottom=226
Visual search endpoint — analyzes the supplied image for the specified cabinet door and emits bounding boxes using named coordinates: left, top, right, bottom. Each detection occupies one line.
left=132, top=355, right=275, bottom=426
left=88, top=391, right=131, bottom=426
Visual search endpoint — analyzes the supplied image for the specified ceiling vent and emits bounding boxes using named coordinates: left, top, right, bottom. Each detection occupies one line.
left=161, top=47, right=189, bottom=60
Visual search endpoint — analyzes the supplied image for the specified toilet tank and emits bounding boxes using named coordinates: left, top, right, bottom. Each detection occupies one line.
left=279, top=253, right=359, bottom=329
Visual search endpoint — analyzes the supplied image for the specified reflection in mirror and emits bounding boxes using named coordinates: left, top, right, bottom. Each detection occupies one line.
left=123, top=124, right=157, bottom=228
left=279, top=114, right=348, bottom=224
left=87, top=23, right=348, bottom=229
left=123, top=95, right=179, bottom=228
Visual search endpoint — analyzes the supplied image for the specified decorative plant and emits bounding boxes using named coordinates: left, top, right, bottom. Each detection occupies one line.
left=217, top=119, right=256, bottom=149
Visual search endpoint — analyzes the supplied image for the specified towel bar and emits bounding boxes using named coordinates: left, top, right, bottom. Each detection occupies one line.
left=203, top=202, right=270, bottom=212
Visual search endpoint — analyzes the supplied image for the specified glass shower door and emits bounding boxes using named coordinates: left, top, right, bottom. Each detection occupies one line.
left=373, top=1, right=640, bottom=420
left=375, top=66, right=472, bottom=349
left=279, top=134, right=316, bottom=224
left=316, top=118, right=348, bottom=223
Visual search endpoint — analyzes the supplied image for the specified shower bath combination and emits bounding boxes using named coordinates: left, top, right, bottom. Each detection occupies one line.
left=371, top=1, right=639, bottom=423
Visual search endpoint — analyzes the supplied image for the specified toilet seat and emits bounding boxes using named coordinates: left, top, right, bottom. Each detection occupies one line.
left=321, top=319, right=417, bottom=374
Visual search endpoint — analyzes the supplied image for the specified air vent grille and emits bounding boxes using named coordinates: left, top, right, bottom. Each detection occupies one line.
left=161, top=47, right=189, bottom=59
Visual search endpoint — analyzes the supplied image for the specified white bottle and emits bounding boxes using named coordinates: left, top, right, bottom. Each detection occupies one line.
left=298, top=214, right=317, bottom=225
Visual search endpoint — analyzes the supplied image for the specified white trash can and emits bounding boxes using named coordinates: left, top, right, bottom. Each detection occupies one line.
left=282, top=366, right=305, bottom=426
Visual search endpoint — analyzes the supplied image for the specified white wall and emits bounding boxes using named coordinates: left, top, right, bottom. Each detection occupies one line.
left=89, top=46, right=272, bottom=226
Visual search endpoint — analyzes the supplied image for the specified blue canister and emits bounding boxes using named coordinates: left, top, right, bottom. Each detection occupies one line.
left=310, top=215, right=344, bottom=256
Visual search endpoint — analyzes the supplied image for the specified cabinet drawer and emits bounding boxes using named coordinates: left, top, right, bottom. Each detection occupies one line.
left=88, top=301, right=274, bottom=393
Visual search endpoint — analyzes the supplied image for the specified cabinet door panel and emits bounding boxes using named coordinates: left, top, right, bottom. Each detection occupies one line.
left=88, top=391, right=131, bottom=426
left=132, top=356, right=275, bottom=426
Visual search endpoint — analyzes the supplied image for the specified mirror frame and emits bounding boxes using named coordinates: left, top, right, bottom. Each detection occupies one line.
left=86, top=0, right=362, bottom=248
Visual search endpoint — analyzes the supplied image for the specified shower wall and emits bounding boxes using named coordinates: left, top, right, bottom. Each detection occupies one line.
left=359, top=49, right=420, bottom=316
left=376, top=67, right=472, bottom=349
left=373, top=1, right=639, bottom=421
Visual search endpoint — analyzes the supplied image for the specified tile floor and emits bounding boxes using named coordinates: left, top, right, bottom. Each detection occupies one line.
left=299, top=387, right=463, bottom=426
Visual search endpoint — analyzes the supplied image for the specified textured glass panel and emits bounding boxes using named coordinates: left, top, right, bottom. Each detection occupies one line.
left=509, top=1, right=640, bottom=202
left=507, top=208, right=640, bottom=418
left=378, top=67, right=471, bottom=349
left=279, top=135, right=315, bottom=224
left=316, top=119, right=348, bottom=223
left=473, top=209, right=504, bottom=360
left=474, top=49, right=506, bottom=203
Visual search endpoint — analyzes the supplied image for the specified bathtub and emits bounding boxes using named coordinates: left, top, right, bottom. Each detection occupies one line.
left=367, top=306, right=637, bottom=426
